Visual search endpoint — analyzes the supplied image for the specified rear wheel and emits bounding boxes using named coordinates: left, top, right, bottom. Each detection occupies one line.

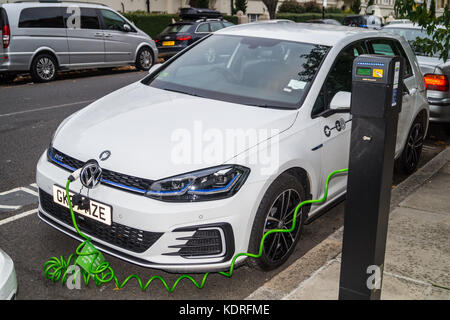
left=247, top=173, right=306, bottom=271
left=30, top=53, right=57, bottom=83
left=395, top=116, right=425, bottom=175
left=135, top=47, right=153, bottom=71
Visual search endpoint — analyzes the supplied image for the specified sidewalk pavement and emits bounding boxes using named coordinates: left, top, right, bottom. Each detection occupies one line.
left=247, top=147, right=450, bottom=300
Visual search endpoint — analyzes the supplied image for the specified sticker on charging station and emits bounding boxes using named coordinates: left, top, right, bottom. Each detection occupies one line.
left=392, top=61, right=400, bottom=107
left=373, top=68, right=384, bottom=78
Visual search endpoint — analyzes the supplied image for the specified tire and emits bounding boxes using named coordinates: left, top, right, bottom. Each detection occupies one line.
left=444, top=124, right=450, bottom=137
left=395, top=116, right=425, bottom=175
left=247, top=173, right=307, bottom=271
left=30, top=53, right=57, bottom=83
left=135, top=47, right=153, bottom=71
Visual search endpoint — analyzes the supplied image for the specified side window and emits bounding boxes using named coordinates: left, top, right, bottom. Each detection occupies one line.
left=80, top=8, right=100, bottom=30
left=223, top=21, right=234, bottom=27
left=312, top=42, right=367, bottom=116
left=210, top=21, right=223, bottom=32
left=100, top=9, right=126, bottom=31
left=369, top=39, right=413, bottom=78
left=19, top=7, right=64, bottom=28
left=196, top=23, right=210, bottom=33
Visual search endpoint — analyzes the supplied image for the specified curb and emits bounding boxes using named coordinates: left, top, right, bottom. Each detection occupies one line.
left=246, top=146, right=450, bottom=300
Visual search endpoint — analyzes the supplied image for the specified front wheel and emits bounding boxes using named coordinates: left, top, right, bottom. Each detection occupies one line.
left=395, top=117, right=425, bottom=175
left=247, top=173, right=306, bottom=271
left=135, top=47, right=153, bottom=71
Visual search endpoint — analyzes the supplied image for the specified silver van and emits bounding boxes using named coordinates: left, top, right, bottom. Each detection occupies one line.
left=0, top=1, right=158, bottom=82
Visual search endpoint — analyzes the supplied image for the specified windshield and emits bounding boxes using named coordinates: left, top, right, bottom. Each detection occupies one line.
left=161, top=24, right=192, bottom=34
left=145, top=35, right=329, bottom=109
left=383, top=27, right=441, bottom=57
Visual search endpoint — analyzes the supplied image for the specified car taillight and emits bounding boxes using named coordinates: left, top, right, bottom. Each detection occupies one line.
left=424, top=74, right=449, bottom=92
left=2, top=24, right=10, bottom=49
left=176, top=35, right=191, bottom=41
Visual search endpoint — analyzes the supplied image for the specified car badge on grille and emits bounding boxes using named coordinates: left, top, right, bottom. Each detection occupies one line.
left=99, top=150, right=111, bottom=161
left=80, top=161, right=102, bottom=189
left=54, top=153, right=64, bottom=162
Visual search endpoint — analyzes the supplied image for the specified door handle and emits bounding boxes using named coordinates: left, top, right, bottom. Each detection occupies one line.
left=94, top=32, right=104, bottom=37
left=104, top=33, right=113, bottom=38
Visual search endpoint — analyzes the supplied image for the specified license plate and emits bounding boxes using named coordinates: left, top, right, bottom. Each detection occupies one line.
left=52, top=185, right=112, bottom=226
left=162, top=41, right=175, bottom=46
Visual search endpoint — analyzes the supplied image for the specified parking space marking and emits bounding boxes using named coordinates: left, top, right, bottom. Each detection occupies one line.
left=0, top=208, right=37, bottom=226
left=0, top=99, right=95, bottom=118
left=0, top=184, right=39, bottom=213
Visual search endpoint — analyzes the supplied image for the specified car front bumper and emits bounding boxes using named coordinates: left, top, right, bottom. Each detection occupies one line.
left=36, top=151, right=261, bottom=273
left=428, top=97, right=450, bottom=123
left=0, top=249, right=17, bottom=300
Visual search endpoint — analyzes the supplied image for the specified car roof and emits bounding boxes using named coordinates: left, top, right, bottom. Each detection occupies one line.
left=383, top=23, right=421, bottom=29
left=216, top=22, right=402, bottom=47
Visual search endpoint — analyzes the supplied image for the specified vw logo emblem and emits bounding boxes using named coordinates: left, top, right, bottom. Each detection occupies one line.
left=80, top=161, right=102, bottom=189
left=99, top=150, right=111, bottom=161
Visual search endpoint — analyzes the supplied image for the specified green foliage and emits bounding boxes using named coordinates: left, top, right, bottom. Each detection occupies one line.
left=122, top=13, right=238, bottom=39
left=196, top=0, right=210, bottom=8
left=394, top=0, right=450, bottom=61
left=278, top=0, right=304, bottom=13
left=367, top=0, right=374, bottom=7
left=123, top=13, right=179, bottom=39
left=326, top=7, right=344, bottom=14
left=350, top=0, right=361, bottom=15
left=278, top=0, right=323, bottom=14
left=234, top=0, right=248, bottom=14
left=276, top=12, right=351, bottom=23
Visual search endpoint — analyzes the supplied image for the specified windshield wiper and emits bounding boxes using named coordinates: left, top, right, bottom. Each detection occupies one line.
left=247, top=103, right=293, bottom=110
left=162, top=87, right=203, bottom=98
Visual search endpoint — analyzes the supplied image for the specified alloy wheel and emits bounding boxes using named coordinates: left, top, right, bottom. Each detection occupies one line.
left=36, top=57, right=55, bottom=81
left=405, top=122, right=424, bottom=172
left=263, top=189, right=301, bottom=263
left=139, top=49, right=152, bottom=69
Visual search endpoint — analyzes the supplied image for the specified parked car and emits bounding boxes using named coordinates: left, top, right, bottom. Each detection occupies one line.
left=156, top=7, right=233, bottom=59
left=342, top=15, right=383, bottom=29
left=383, top=23, right=449, bottom=129
left=386, top=19, right=411, bottom=25
left=37, top=24, right=428, bottom=272
left=306, top=19, right=342, bottom=26
left=0, top=2, right=157, bottom=82
left=0, top=248, right=17, bottom=300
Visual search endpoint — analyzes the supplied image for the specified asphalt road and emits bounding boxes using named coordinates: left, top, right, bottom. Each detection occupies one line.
left=0, top=69, right=448, bottom=299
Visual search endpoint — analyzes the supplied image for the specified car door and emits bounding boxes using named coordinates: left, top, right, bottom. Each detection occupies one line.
left=312, top=42, right=369, bottom=199
left=99, top=9, right=133, bottom=63
left=65, top=7, right=104, bottom=66
left=367, top=39, right=417, bottom=154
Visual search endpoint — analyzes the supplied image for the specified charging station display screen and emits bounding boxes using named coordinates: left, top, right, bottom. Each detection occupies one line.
left=356, top=67, right=372, bottom=76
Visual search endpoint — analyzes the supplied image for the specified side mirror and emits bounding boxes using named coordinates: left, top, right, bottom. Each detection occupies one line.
left=329, top=91, right=351, bottom=112
left=123, top=24, right=132, bottom=32
left=149, top=63, right=163, bottom=74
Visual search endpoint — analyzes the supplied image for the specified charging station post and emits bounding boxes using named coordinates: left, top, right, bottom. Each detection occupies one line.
left=339, top=54, right=404, bottom=300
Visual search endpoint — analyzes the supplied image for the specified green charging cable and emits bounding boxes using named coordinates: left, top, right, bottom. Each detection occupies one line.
left=43, top=168, right=349, bottom=292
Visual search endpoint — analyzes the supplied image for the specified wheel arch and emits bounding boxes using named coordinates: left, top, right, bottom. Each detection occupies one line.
left=28, top=48, right=60, bottom=70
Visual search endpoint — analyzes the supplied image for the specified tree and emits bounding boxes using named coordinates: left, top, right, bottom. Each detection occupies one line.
left=235, top=0, right=248, bottom=14
left=394, top=0, right=449, bottom=61
left=262, top=0, right=279, bottom=19
left=196, top=0, right=210, bottom=8
left=350, top=0, right=361, bottom=14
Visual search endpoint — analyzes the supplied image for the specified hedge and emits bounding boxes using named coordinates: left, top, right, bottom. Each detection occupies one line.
left=122, top=13, right=238, bottom=39
left=276, top=13, right=351, bottom=23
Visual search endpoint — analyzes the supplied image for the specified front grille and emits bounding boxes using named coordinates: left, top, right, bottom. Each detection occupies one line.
left=48, top=148, right=154, bottom=194
left=39, top=189, right=163, bottom=253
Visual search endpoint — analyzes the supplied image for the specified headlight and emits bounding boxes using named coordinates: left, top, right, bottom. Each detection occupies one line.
left=145, top=165, right=250, bottom=202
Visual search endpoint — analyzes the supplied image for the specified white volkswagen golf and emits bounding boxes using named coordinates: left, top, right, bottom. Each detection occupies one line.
left=36, top=23, right=429, bottom=272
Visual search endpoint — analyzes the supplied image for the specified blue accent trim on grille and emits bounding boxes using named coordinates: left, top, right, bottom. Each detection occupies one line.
left=101, top=179, right=147, bottom=194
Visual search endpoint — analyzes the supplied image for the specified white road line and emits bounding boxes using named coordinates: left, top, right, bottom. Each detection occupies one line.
left=20, top=187, right=39, bottom=197
left=0, top=204, right=21, bottom=210
left=0, top=99, right=95, bottom=118
left=30, top=183, right=38, bottom=188
left=0, top=209, right=37, bottom=226
left=0, top=187, right=23, bottom=196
